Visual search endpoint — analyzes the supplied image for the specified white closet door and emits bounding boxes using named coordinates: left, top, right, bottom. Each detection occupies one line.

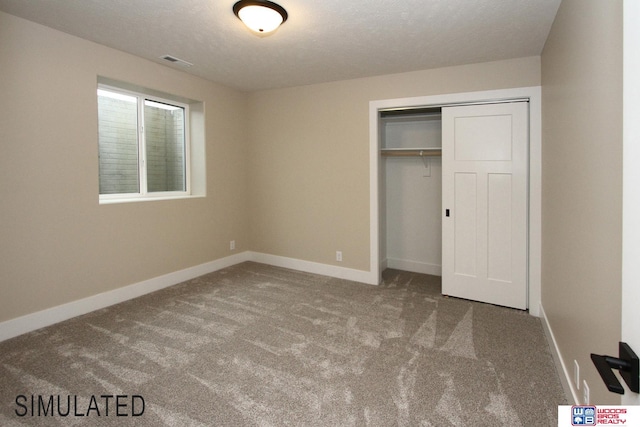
left=442, top=102, right=528, bottom=309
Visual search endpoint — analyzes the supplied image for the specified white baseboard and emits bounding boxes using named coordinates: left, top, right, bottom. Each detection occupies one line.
left=0, top=251, right=378, bottom=342
left=0, top=252, right=251, bottom=343
left=386, top=258, right=442, bottom=276
left=249, top=252, right=378, bottom=285
left=539, top=303, right=579, bottom=404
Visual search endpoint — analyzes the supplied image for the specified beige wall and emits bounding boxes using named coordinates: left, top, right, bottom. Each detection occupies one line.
left=0, top=12, right=250, bottom=323
left=247, top=57, right=541, bottom=270
left=541, top=0, right=622, bottom=404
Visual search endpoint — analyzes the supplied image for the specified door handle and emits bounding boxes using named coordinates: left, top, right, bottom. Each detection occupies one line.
left=446, top=209, right=450, bottom=217
left=590, top=342, right=639, bottom=394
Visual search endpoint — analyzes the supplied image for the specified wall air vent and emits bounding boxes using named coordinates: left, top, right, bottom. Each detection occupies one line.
left=160, top=55, right=193, bottom=68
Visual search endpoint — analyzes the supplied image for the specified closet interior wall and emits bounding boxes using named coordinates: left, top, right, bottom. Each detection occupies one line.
left=381, top=110, right=443, bottom=276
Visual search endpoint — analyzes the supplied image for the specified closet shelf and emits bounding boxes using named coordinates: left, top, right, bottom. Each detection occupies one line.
left=381, top=148, right=442, bottom=157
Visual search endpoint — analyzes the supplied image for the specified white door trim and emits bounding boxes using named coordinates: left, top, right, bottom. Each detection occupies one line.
left=621, top=0, right=640, bottom=404
left=369, top=86, right=542, bottom=316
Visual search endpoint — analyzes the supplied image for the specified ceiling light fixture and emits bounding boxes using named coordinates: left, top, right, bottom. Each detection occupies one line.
left=233, top=0, right=288, bottom=35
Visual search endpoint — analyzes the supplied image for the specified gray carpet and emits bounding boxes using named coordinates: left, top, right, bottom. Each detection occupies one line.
left=0, top=262, right=566, bottom=426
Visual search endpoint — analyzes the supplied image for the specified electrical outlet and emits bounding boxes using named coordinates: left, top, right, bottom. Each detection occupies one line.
left=574, top=360, right=580, bottom=390
left=582, top=380, right=590, bottom=404
left=230, top=240, right=235, bottom=251
left=336, top=251, right=342, bottom=262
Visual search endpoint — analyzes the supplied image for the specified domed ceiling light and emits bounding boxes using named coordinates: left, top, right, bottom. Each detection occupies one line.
left=233, top=0, right=288, bottom=35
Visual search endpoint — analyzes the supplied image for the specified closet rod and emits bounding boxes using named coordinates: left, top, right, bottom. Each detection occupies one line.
left=381, top=149, right=441, bottom=157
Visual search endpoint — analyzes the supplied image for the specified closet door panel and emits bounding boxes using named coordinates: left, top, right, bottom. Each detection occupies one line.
left=453, top=172, right=478, bottom=277
left=442, top=102, right=528, bottom=310
left=454, top=114, right=513, bottom=161
left=487, top=173, right=512, bottom=282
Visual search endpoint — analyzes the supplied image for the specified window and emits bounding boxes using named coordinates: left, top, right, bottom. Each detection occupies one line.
left=97, top=85, right=190, bottom=201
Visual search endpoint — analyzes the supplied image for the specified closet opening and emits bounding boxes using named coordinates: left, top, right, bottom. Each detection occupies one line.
left=378, top=101, right=530, bottom=310
left=369, top=87, right=542, bottom=315
left=379, top=107, right=443, bottom=277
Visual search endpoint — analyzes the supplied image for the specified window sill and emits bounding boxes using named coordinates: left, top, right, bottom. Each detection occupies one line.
left=99, top=194, right=205, bottom=205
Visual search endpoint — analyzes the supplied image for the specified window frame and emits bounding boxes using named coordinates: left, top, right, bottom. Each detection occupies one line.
left=98, top=84, right=192, bottom=203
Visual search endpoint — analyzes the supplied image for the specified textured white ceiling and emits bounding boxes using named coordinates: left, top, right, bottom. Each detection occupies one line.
left=0, top=0, right=561, bottom=92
